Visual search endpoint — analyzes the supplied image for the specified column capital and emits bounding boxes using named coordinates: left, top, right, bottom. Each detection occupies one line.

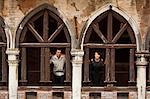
left=7, top=60, right=19, bottom=66
left=136, top=51, right=149, bottom=67
left=136, top=51, right=150, bottom=58
left=71, top=49, right=84, bottom=65
left=6, top=48, right=20, bottom=55
left=71, top=49, right=84, bottom=57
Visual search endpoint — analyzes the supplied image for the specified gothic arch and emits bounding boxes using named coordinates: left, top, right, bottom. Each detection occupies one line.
left=15, top=3, right=76, bottom=49
left=79, top=4, right=142, bottom=51
left=79, top=4, right=140, bottom=86
left=14, top=3, right=73, bottom=85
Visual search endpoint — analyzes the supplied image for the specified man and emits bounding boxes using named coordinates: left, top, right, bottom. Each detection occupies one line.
left=50, top=49, right=66, bottom=85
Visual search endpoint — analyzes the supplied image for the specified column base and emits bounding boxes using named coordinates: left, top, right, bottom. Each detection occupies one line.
left=64, top=80, right=71, bottom=86
left=19, top=80, right=28, bottom=82
left=40, top=80, right=52, bottom=85
left=40, top=80, right=52, bottom=82
left=104, top=80, right=117, bottom=87
left=146, top=80, right=150, bottom=86
left=128, top=80, right=136, bottom=86
left=0, top=80, right=7, bottom=86
left=19, top=80, right=28, bottom=86
left=104, top=86, right=117, bottom=91
left=146, top=86, right=150, bottom=91
left=83, top=80, right=91, bottom=86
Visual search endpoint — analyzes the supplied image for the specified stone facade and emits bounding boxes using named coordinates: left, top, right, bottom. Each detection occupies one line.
left=0, top=0, right=150, bottom=99
left=0, top=0, right=149, bottom=39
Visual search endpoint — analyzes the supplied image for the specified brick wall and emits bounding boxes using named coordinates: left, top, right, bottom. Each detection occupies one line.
left=0, top=91, right=8, bottom=99
left=0, top=90, right=150, bottom=99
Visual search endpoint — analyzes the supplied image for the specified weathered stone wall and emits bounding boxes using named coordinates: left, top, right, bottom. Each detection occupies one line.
left=0, top=0, right=149, bottom=40
left=0, top=0, right=150, bottom=98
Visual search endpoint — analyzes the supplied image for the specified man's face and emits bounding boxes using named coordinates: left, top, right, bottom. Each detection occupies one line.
left=95, top=52, right=100, bottom=59
left=56, top=50, right=62, bottom=58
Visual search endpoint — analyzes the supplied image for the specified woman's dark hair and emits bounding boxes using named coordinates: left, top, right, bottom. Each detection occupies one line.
left=95, top=51, right=101, bottom=56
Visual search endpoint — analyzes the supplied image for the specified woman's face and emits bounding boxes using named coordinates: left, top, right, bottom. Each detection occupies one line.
left=94, top=52, right=100, bottom=59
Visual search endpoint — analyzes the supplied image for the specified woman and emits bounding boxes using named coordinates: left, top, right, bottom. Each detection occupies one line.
left=90, top=51, right=104, bottom=86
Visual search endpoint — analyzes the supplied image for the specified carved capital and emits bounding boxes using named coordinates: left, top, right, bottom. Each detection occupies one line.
left=136, top=51, right=150, bottom=58
left=136, top=51, right=149, bottom=67
left=71, top=49, right=84, bottom=64
left=71, top=49, right=84, bottom=57
left=6, top=48, right=20, bottom=55
left=8, top=60, right=19, bottom=66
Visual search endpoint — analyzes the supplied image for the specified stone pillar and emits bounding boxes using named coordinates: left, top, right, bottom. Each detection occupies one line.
left=64, top=91, right=72, bottom=99
left=71, top=49, right=84, bottom=99
left=38, top=92, right=52, bottom=99
left=129, top=92, right=137, bottom=99
left=82, top=92, right=89, bottom=99
left=6, top=48, right=19, bottom=99
left=147, top=91, right=150, bottom=99
left=136, top=52, right=149, bottom=99
left=18, top=91, right=25, bottom=99
left=101, top=92, right=117, bottom=99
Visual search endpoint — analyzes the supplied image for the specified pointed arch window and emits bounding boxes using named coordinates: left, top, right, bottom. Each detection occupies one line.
left=16, top=9, right=71, bottom=86
left=83, top=9, right=136, bottom=86
left=0, top=17, right=7, bottom=86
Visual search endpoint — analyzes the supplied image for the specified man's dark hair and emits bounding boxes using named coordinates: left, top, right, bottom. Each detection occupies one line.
left=56, top=48, right=62, bottom=51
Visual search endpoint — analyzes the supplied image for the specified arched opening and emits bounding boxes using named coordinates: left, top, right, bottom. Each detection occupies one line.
left=16, top=4, right=71, bottom=86
left=0, top=17, right=7, bottom=86
left=81, top=7, right=137, bottom=87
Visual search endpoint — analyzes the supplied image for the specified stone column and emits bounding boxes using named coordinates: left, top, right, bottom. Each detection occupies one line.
left=6, top=48, right=19, bottom=99
left=101, top=92, right=117, bottom=99
left=136, top=52, right=149, bottom=99
left=64, top=91, right=72, bottom=99
left=82, top=92, right=89, bottom=99
left=71, top=49, right=84, bottom=99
